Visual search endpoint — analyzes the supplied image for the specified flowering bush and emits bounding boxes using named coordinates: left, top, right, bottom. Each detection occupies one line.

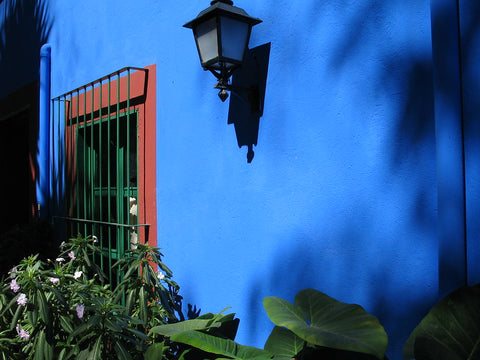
left=0, top=235, right=181, bottom=360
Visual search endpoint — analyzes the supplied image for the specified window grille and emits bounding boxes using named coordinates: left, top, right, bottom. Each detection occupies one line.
left=52, top=67, right=150, bottom=284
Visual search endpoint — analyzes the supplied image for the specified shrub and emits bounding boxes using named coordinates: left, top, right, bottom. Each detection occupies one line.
left=0, top=235, right=180, bottom=360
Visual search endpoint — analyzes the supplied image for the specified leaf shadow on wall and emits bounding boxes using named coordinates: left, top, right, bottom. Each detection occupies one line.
left=0, top=0, right=54, bottom=274
left=242, top=1, right=480, bottom=359
left=0, top=0, right=52, bottom=98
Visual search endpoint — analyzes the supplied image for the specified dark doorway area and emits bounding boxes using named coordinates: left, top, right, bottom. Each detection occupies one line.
left=0, top=82, right=57, bottom=277
left=0, top=113, right=30, bottom=230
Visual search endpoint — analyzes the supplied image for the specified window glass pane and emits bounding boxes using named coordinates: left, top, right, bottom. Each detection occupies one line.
left=220, top=17, right=249, bottom=63
left=195, top=17, right=219, bottom=65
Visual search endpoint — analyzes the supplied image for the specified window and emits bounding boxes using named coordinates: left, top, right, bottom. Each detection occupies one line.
left=52, top=66, right=157, bottom=283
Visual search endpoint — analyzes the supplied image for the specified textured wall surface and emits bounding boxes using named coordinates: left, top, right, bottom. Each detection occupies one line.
left=2, top=0, right=479, bottom=358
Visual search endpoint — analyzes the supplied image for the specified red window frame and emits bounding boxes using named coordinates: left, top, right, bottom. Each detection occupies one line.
left=63, top=65, right=157, bottom=247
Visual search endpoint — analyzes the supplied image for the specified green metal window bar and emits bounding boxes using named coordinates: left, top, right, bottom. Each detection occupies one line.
left=52, top=67, right=149, bottom=284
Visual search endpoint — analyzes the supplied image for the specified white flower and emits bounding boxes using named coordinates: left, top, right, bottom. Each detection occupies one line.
left=68, top=251, right=76, bottom=260
left=60, top=241, right=65, bottom=248
left=157, top=272, right=165, bottom=281
left=10, top=279, right=20, bottom=293
left=56, top=258, right=65, bottom=262
left=73, top=271, right=83, bottom=279
left=17, top=293, right=27, bottom=306
left=92, top=235, right=98, bottom=243
left=49, top=277, right=59, bottom=284
left=76, top=304, right=85, bottom=319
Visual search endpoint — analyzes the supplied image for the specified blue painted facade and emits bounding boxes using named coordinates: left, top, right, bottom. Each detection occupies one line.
left=1, top=0, right=479, bottom=358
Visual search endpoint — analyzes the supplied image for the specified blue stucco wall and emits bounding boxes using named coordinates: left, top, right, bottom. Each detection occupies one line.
left=459, top=0, right=480, bottom=286
left=2, top=0, right=479, bottom=358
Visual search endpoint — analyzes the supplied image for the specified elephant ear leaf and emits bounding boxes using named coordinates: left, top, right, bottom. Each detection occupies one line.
left=263, top=288, right=388, bottom=360
left=264, top=326, right=305, bottom=360
left=403, top=284, right=480, bottom=360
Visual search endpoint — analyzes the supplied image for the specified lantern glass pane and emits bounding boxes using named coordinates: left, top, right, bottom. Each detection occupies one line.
left=195, top=17, right=219, bottom=65
left=220, top=17, right=249, bottom=63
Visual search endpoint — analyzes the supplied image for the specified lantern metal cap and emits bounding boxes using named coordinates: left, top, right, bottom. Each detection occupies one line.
left=183, top=0, right=262, bottom=29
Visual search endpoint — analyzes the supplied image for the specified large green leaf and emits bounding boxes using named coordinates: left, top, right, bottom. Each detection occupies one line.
left=144, top=342, right=167, bottom=360
left=263, top=289, right=388, bottom=360
left=264, top=326, right=305, bottom=360
left=170, top=330, right=274, bottom=360
left=403, top=284, right=480, bottom=360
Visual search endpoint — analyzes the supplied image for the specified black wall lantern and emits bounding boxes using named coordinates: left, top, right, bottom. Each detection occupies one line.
left=184, top=0, right=270, bottom=163
left=184, top=0, right=262, bottom=102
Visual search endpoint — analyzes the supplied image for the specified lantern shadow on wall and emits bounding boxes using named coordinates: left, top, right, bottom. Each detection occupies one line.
left=184, top=0, right=270, bottom=163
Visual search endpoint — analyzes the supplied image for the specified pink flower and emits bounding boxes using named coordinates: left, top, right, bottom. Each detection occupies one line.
left=10, top=279, right=20, bottom=293
left=16, top=325, right=30, bottom=340
left=10, top=267, right=17, bottom=279
left=49, top=277, right=59, bottom=284
left=68, top=251, right=76, bottom=260
left=73, top=271, right=82, bottom=279
left=76, top=304, right=85, bottom=319
left=17, top=293, right=27, bottom=306
left=19, top=329, right=29, bottom=340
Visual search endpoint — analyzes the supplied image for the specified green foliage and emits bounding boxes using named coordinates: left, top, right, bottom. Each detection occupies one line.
left=403, top=283, right=480, bottom=360
left=0, top=235, right=180, bottom=360
left=5, top=232, right=479, bottom=360
left=150, top=289, right=388, bottom=360
left=166, top=331, right=273, bottom=360
left=149, top=310, right=249, bottom=359
left=263, top=289, right=388, bottom=360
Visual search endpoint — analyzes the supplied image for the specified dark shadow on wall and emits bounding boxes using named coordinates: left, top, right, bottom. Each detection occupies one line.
left=242, top=1, right=480, bottom=359
left=0, top=0, right=54, bottom=275
left=0, top=0, right=52, bottom=98
left=457, top=1, right=480, bottom=286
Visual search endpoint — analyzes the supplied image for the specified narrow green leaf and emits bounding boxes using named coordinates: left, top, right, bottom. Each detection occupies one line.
left=36, top=289, right=50, bottom=324
left=91, top=335, right=102, bottom=360
left=27, top=308, right=38, bottom=326
left=58, top=348, right=67, bottom=360
left=149, top=318, right=221, bottom=337
left=114, top=341, right=133, bottom=360
left=82, top=250, right=91, bottom=267
left=125, top=290, right=135, bottom=315
left=124, top=326, right=149, bottom=341
left=139, top=287, right=148, bottom=323
left=52, top=287, right=68, bottom=307
left=104, top=317, right=123, bottom=332
left=9, top=305, right=22, bottom=331
left=59, top=315, right=74, bottom=333
left=43, top=339, right=53, bottom=360
left=34, top=330, right=45, bottom=360
left=70, top=321, right=90, bottom=338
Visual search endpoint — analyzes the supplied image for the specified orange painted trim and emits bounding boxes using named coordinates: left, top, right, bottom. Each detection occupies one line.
left=140, top=64, right=157, bottom=248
